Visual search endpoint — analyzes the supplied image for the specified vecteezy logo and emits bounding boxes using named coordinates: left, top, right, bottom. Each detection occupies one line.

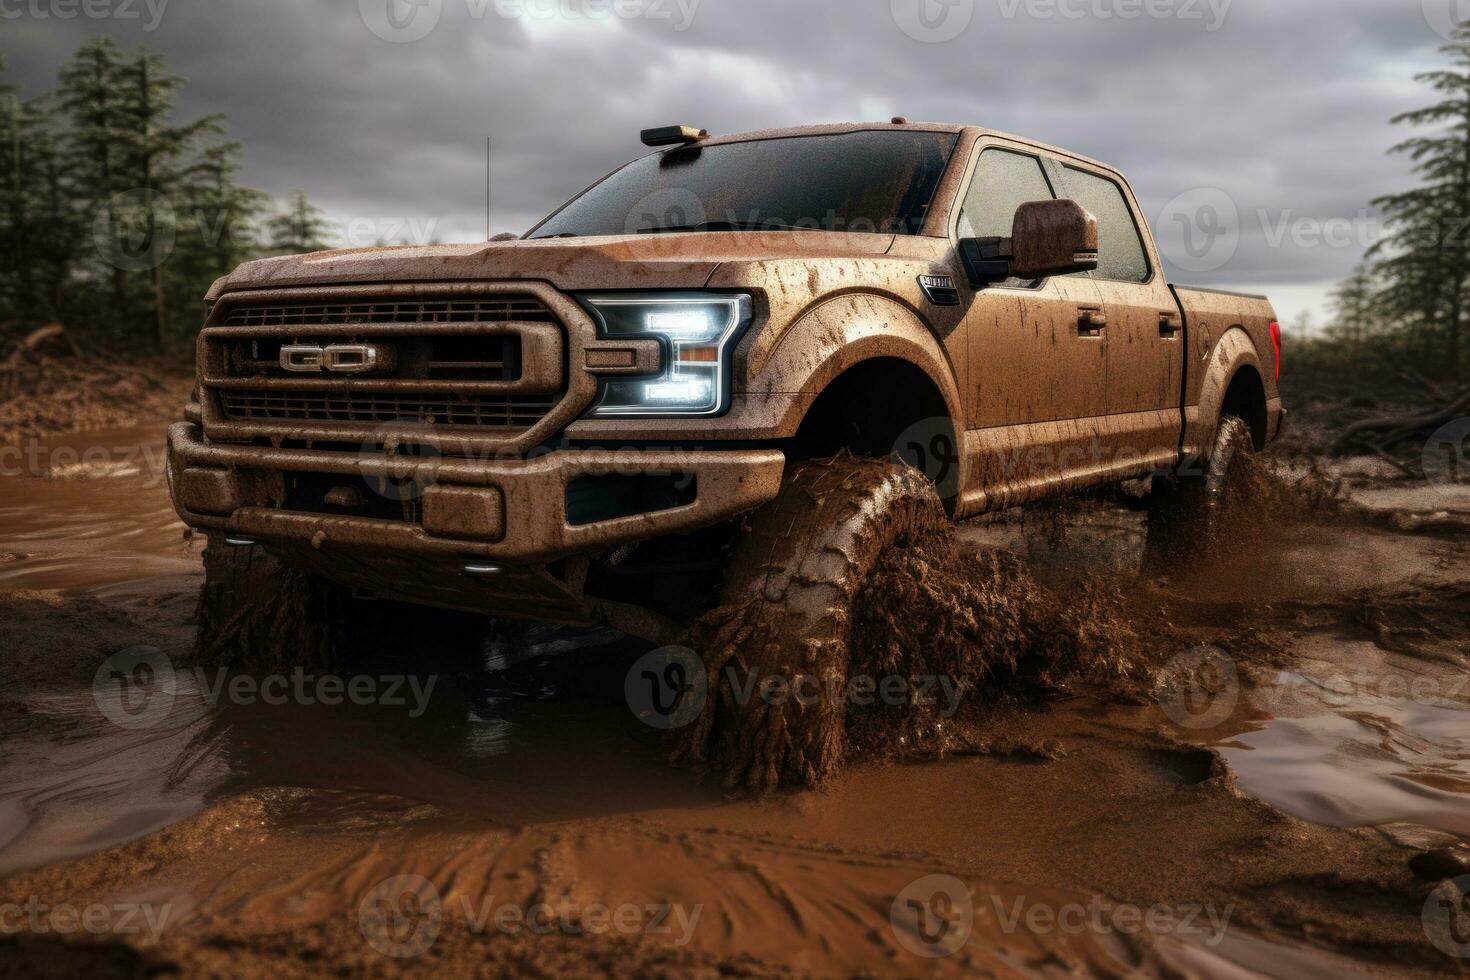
left=891, top=0, right=974, bottom=43
left=1157, top=645, right=1240, bottom=730
left=1423, top=876, right=1470, bottom=958
left=890, top=874, right=974, bottom=958
left=1423, top=0, right=1470, bottom=41
left=360, top=0, right=443, bottom=43
left=92, top=189, right=177, bottom=272
left=894, top=417, right=963, bottom=500
left=624, top=646, right=707, bottom=730
left=359, top=874, right=444, bottom=958
left=1423, top=418, right=1470, bottom=499
left=1155, top=187, right=1240, bottom=274
left=93, top=645, right=178, bottom=730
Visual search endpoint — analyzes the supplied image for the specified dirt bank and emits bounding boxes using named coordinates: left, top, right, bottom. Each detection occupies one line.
left=1, top=427, right=1468, bottom=977
left=0, top=335, right=193, bottom=450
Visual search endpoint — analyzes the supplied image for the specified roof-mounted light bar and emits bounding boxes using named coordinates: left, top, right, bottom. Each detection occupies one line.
left=641, top=125, right=709, bottom=147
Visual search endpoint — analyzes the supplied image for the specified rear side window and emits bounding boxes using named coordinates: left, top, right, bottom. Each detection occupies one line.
left=957, top=149, right=1055, bottom=240
left=1059, top=166, right=1150, bottom=283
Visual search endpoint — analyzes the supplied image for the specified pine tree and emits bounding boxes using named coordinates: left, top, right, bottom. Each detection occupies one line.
left=266, top=191, right=332, bottom=255
left=169, top=139, right=266, bottom=328
left=1369, top=25, right=1470, bottom=377
left=1327, top=263, right=1379, bottom=373
left=57, top=37, right=131, bottom=335
left=116, top=50, right=224, bottom=347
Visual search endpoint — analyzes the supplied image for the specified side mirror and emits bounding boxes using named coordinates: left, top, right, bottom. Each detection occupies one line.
left=959, top=199, right=1099, bottom=286
left=1011, top=199, right=1098, bottom=279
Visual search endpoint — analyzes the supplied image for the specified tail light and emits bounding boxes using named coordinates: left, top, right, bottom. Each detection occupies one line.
left=1269, top=321, right=1282, bottom=381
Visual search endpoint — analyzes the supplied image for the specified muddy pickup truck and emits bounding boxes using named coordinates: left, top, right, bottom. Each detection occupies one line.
left=167, top=121, right=1283, bottom=777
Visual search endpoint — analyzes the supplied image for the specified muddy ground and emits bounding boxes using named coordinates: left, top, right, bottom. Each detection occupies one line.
left=0, top=421, right=1468, bottom=978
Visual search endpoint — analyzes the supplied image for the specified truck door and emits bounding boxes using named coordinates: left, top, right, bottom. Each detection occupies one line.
left=1048, top=162, right=1183, bottom=470
left=956, top=146, right=1109, bottom=508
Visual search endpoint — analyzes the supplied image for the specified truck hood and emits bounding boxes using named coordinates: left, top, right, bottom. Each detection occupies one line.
left=205, top=231, right=899, bottom=301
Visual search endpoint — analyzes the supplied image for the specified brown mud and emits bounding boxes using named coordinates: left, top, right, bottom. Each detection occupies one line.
left=0, top=341, right=193, bottom=450
left=1, top=426, right=1468, bottom=977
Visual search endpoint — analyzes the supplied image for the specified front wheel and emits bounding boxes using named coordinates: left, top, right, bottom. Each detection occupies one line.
left=674, top=454, right=949, bottom=792
left=194, top=535, right=347, bottom=671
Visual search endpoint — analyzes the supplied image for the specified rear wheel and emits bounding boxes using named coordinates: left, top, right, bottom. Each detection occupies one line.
left=674, top=454, right=949, bottom=792
left=1145, top=414, right=1255, bottom=572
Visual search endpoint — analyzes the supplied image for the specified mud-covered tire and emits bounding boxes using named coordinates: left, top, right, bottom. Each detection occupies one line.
left=1145, top=415, right=1255, bottom=572
left=675, top=455, right=949, bottom=792
left=194, top=534, right=346, bottom=671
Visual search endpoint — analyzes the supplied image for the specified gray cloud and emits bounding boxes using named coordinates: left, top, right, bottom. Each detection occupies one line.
left=1, top=0, right=1459, bottom=323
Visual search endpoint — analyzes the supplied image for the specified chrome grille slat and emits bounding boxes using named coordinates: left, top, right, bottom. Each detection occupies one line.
left=222, top=298, right=557, bottom=328
left=219, top=390, right=556, bottom=428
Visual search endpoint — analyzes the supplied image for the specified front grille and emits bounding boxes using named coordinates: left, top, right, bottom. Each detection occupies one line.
left=220, top=390, right=557, bottom=428
left=221, top=297, right=558, bottom=328
left=204, top=291, right=568, bottom=436
left=220, top=335, right=523, bottom=382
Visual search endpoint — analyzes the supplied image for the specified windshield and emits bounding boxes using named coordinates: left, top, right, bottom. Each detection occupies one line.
left=528, top=130, right=960, bottom=239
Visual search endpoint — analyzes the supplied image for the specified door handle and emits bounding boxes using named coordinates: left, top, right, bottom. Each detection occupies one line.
left=1077, top=306, right=1107, bottom=337
left=1159, top=312, right=1183, bottom=336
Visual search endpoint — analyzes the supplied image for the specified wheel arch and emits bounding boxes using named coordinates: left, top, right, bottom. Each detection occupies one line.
left=1192, top=326, right=1270, bottom=456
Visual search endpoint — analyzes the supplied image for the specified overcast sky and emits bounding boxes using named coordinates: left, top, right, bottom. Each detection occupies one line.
left=2, top=0, right=1464, bottom=328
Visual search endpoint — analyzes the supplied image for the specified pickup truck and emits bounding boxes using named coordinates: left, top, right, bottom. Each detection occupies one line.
left=167, top=121, right=1284, bottom=782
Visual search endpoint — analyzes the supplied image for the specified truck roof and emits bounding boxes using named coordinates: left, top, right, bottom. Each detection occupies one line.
left=683, top=121, right=1119, bottom=175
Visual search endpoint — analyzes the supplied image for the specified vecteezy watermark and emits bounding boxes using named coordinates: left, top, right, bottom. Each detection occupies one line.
left=92, top=189, right=176, bottom=274
left=625, top=655, right=965, bottom=731
left=992, top=894, right=1235, bottom=947
left=890, top=0, right=975, bottom=43
left=890, top=875, right=974, bottom=958
left=358, top=874, right=703, bottom=958
left=0, top=438, right=170, bottom=483
left=891, top=0, right=1230, bottom=43
left=894, top=417, right=963, bottom=500
left=1424, top=876, right=1470, bottom=959
left=1156, top=645, right=1240, bottom=731
left=359, top=0, right=700, bottom=43
left=1156, top=188, right=1469, bottom=274
left=624, top=646, right=708, bottom=730
left=0, top=897, right=174, bottom=943
left=93, top=647, right=439, bottom=731
left=993, top=0, right=1232, bottom=31
left=1423, top=418, right=1470, bottom=499
left=0, top=0, right=168, bottom=30
left=1156, top=188, right=1240, bottom=275
left=1423, top=0, right=1470, bottom=42
left=90, top=190, right=442, bottom=271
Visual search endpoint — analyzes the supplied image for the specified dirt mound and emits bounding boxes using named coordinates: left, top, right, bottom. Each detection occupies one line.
left=0, top=329, right=193, bottom=448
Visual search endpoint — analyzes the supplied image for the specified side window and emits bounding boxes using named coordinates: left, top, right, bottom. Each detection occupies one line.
left=957, top=149, right=1054, bottom=240
left=1058, top=166, right=1150, bottom=283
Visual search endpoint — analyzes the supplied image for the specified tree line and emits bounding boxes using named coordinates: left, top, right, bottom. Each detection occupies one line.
left=0, top=38, right=332, bottom=351
left=1310, top=26, right=1470, bottom=385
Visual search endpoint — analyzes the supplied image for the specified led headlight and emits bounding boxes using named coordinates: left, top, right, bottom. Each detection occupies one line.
left=579, top=293, right=752, bottom=417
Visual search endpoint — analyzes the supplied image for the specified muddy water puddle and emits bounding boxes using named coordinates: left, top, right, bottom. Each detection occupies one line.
left=3, top=432, right=1470, bottom=975
left=1207, top=635, right=1470, bottom=839
left=0, top=424, right=193, bottom=592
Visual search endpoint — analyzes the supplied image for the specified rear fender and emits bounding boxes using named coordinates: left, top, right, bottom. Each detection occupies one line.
left=1187, top=326, right=1265, bottom=464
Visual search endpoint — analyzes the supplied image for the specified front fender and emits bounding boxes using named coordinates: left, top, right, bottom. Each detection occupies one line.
left=740, top=292, right=965, bottom=439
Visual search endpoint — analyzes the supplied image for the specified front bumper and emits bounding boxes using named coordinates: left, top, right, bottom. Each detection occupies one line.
left=167, top=422, right=785, bottom=565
